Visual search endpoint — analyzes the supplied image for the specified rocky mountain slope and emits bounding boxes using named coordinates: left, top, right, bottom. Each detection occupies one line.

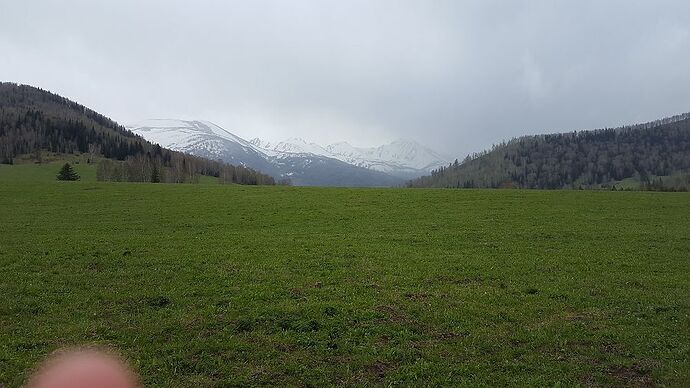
left=128, top=119, right=448, bottom=186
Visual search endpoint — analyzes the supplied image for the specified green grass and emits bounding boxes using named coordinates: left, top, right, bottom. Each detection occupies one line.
left=0, top=174, right=689, bottom=386
left=0, top=157, right=219, bottom=185
left=0, top=160, right=97, bottom=183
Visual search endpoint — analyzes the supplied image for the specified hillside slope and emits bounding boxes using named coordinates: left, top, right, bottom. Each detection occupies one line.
left=0, top=83, right=273, bottom=185
left=0, top=82, right=143, bottom=161
left=409, top=113, right=690, bottom=190
left=129, top=119, right=404, bottom=186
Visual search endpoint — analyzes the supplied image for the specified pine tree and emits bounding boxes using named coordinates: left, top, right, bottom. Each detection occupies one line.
left=151, top=163, right=161, bottom=183
left=56, top=162, right=80, bottom=181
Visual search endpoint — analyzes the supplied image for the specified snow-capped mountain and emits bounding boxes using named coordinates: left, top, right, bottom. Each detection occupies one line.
left=326, top=140, right=448, bottom=176
left=132, top=119, right=253, bottom=150
left=249, top=137, right=332, bottom=158
left=127, top=119, right=272, bottom=172
left=127, top=120, right=403, bottom=186
left=127, top=119, right=448, bottom=185
left=250, top=137, right=449, bottom=178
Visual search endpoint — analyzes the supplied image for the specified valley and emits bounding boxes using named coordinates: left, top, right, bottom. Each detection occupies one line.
left=1, top=172, right=689, bottom=386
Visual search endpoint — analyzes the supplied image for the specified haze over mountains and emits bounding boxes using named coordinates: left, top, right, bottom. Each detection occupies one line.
left=2, top=82, right=688, bottom=191
left=128, top=119, right=448, bottom=186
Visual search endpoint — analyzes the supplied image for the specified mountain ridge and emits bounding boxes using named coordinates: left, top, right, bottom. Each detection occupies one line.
left=0, top=83, right=274, bottom=185
left=408, top=111, right=690, bottom=190
left=128, top=119, right=448, bottom=185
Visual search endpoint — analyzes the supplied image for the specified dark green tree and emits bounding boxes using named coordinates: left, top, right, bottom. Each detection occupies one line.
left=151, top=163, right=161, bottom=183
left=56, top=162, right=80, bottom=181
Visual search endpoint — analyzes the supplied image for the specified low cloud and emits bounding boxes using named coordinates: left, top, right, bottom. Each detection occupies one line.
left=2, top=0, right=689, bottom=157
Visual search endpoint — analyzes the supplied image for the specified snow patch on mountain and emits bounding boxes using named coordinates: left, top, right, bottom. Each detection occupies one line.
left=250, top=137, right=332, bottom=158
left=128, top=118, right=448, bottom=184
left=127, top=119, right=256, bottom=157
left=250, top=137, right=449, bottom=175
left=326, top=139, right=448, bottom=172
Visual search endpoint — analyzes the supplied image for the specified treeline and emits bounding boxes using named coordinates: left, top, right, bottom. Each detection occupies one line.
left=0, top=83, right=143, bottom=161
left=409, top=112, right=690, bottom=190
left=0, top=82, right=274, bottom=185
left=637, top=174, right=690, bottom=192
left=96, top=152, right=274, bottom=185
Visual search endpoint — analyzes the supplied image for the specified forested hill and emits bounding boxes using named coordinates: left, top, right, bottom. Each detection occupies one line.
left=408, top=113, right=690, bottom=190
left=0, top=82, right=274, bottom=184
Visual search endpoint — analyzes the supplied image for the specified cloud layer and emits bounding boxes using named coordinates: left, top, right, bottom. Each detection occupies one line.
left=2, top=0, right=690, bottom=157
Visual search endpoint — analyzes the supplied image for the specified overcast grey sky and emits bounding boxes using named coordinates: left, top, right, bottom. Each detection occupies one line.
left=2, top=0, right=690, bottom=157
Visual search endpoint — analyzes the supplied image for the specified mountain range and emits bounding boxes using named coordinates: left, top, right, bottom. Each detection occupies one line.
left=0, top=83, right=274, bottom=185
left=6, top=81, right=686, bottom=191
left=127, top=119, right=448, bottom=186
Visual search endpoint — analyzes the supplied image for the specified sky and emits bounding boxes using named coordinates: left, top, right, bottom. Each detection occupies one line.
left=2, top=0, right=690, bottom=158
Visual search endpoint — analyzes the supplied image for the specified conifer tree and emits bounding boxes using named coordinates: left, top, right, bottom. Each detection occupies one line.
left=56, top=162, right=80, bottom=181
left=151, top=163, right=161, bottom=183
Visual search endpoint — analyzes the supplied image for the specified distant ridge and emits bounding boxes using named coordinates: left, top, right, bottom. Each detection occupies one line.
left=408, top=111, right=690, bottom=190
left=250, top=137, right=448, bottom=178
left=128, top=120, right=447, bottom=186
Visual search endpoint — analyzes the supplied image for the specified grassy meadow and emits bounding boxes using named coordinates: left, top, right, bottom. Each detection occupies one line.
left=0, top=163, right=689, bottom=386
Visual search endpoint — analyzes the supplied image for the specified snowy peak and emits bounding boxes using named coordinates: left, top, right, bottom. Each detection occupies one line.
left=128, top=119, right=254, bottom=149
left=249, top=137, right=271, bottom=149
left=126, top=119, right=265, bottom=168
left=249, top=136, right=449, bottom=174
left=251, top=137, right=332, bottom=157
left=128, top=118, right=448, bottom=183
left=326, top=139, right=449, bottom=172
left=326, top=141, right=358, bottom=155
